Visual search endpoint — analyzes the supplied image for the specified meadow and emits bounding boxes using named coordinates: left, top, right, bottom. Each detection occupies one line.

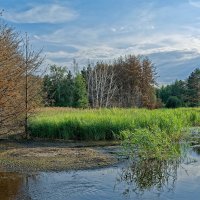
left=29, top=107, right=200, bottom=141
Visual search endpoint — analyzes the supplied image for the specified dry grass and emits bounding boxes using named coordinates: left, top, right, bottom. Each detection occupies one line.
left=0, top=141, right=118, bottom=172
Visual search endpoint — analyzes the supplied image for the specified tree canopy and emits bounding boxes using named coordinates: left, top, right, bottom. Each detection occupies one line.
left=43, top=55, right=157, bottom=108
left=157, top=68, right=200, bottom=108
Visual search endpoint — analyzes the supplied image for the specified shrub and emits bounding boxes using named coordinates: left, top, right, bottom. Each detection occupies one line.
left=166, top=96, right=182, bottom=108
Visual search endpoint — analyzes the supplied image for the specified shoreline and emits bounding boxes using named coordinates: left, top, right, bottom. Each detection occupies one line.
left=0, top=139, right=122, bottom=173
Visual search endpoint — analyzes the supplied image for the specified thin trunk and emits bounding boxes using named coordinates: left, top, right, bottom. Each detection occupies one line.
left=25, top=33, right=29, bottom=138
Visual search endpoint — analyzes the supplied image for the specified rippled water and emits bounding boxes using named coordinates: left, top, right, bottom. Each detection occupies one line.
left=1, top=147, right=200, bottom=200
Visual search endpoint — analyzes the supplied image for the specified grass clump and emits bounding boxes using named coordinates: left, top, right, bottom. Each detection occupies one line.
left=121, top=128, right=182, bottom=160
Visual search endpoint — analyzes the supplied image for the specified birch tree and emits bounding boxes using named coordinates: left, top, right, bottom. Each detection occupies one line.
left=87, top=62, right=117, bottom=108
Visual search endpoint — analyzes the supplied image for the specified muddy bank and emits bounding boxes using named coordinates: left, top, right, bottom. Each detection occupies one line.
left=0, top=140, right=121, bottom=172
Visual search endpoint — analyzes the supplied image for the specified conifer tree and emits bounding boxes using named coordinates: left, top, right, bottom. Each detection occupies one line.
left=187, top=68, right=200, bottom=106
left=73, top=74, right=88, bottom=108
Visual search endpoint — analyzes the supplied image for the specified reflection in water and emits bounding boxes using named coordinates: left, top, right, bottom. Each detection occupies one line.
left=116, top=144, right=191, bottom=197
left=0, top=172, right=23, bottom=200
left=192, top=145, right=200, bottom=155
left=0, top=146, right=200, bottom=200
left=0, top=172, right=35, bottom=200
left=116, top=158, right=181, bottom=197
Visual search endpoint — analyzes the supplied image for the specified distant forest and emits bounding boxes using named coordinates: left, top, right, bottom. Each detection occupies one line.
left=157, top=68, right=200, bottom=108
left=43, top=60, right=200, bottom=109
left=43, top=55, right=157, bottom=109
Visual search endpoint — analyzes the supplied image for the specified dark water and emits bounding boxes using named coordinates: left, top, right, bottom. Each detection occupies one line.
left=1, top=147, right=200, bottom=200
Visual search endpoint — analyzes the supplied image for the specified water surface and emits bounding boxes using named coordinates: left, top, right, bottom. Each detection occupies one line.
left=1, top=146, right=200, bottom=200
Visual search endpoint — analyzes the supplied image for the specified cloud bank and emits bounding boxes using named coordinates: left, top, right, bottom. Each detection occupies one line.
left=4, top=4, right=78, bottom=24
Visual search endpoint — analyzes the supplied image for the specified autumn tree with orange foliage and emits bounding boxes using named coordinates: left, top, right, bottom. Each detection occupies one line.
left=0, top=22, right=43, bottom=137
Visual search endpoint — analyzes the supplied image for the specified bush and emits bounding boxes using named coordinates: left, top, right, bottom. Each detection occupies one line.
left=166, top=96, right=182, bottom=108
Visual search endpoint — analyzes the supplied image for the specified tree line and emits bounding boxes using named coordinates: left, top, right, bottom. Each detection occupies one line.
left=43, top=62, right=200, bottom=109
left=43, top=55, right=157, bottom=109
left=156, top=68, right=200, bottom=108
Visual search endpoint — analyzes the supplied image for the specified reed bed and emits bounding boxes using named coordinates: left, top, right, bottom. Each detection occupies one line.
left=29, top=107, right=200, bottom=141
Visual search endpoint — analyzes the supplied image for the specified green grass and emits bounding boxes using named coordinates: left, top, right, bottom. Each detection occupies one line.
left=29, top=107, right=200, bottom=141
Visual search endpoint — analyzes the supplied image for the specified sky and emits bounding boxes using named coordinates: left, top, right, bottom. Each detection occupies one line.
left=1, top=0, right=200, bottom=84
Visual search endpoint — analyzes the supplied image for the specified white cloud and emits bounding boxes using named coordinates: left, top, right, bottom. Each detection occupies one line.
left=23, top=1, right=200, bottom=83
left=38, top=26, right=200, bottom=84
left=189, top=0, right=200, bottom=8
left=111, top=28, right=117, bottom=32
left=45, top=51, right=73, bottom=59
left=4, top=4, right=78, bottom=23
left=33, top=35, right=40, bottom=40
left=38, top=25, right=200, bottom=65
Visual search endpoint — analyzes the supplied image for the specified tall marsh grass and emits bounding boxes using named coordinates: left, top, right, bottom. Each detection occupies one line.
left=29, top=107, right=200, bottom=141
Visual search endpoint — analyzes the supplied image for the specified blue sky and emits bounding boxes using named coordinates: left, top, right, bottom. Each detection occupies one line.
left=1, top=0, right=200, bottom=84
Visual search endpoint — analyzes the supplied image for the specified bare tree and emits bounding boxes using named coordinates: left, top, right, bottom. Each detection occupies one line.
left=22, top=33, right=44, bottom=138
left=87, top=61, right=117, bottom=108
left=84, top=55, right=156, bottom=108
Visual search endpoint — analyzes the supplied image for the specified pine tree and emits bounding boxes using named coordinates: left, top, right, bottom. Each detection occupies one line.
left=43, top=65, right=72, bottom=107
left=187, top=68, right=200, bottom=106
left=65, top=70, right=74, bottom=107
left=73, top=74, right=88, bottom=108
